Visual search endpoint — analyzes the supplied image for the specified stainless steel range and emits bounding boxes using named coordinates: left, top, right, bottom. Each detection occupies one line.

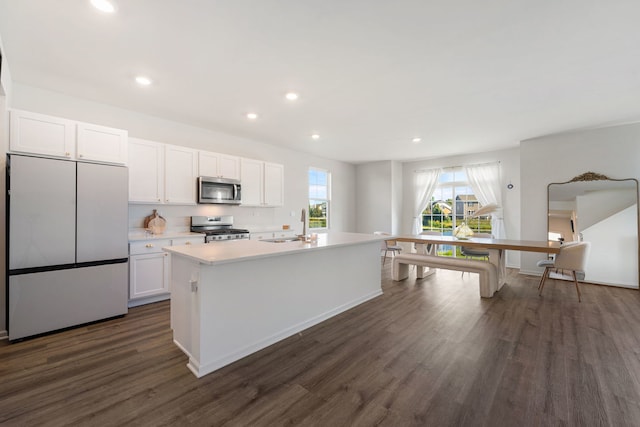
left=191, top=216, right=250, bottom=242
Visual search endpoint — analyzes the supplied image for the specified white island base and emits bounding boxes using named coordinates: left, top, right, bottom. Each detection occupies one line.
left=166, top=233, right=383, bottom=378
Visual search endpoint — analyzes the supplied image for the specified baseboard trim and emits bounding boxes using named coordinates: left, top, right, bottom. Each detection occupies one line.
left=519, top=269, right=542, bottom=277
left=128, top=293, right=170, bottom=308
left=0, top=330, right=8, bottom=340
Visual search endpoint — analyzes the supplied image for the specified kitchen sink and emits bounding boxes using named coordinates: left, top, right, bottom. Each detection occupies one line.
left=259, top=237, right=301, bottom=243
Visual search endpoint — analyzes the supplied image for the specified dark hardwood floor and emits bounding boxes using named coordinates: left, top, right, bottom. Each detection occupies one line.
left=2, top=264, right=640, bottom=426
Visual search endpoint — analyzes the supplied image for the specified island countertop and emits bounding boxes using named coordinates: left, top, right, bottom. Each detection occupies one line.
left=167, top=230, right=385, bottom=378
left=162, top=231, right=386, bottom=266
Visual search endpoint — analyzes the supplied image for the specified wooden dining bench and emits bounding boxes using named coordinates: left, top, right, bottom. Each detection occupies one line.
left=392, top=253, right=498, bottom=297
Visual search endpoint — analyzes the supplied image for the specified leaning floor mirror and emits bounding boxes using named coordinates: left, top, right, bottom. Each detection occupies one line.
left=548, top=172, right=639, bottom=289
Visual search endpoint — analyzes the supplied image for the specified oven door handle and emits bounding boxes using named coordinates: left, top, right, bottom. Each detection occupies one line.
left=233, top=184, right=238, bottom=201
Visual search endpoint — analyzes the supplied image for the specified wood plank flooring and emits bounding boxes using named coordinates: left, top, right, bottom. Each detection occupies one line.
left=2, top=265, right=640, bottom=426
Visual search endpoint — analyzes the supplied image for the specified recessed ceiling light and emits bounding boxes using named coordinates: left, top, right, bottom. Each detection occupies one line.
left=247, top=112, right=258, bottom=120
left=135, top=76, right=152, bottom=86
left=90, top=0, right=117, bottom=13
left=311, top=134, right=320, bottom=140
left=412, top=137, right=422, bottom=143
left=285, top=92, right=299, bottom=101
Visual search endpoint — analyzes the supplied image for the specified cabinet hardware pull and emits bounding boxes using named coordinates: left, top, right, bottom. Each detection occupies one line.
left=185, top=242, right=191, bottom=245
left=65, top=152, right=70, bottom=156
left=145, top=244, right=153, bottom=248
left=79, top=154, right=83, bottom=158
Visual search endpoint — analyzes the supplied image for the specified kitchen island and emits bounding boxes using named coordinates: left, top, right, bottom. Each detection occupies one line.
left=163, top=232, right=385, bottom=378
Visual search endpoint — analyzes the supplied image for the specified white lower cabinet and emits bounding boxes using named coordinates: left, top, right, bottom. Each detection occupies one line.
left=128, top=235, right=204, bottom=307
left=129, top=251, right=170, bottom=301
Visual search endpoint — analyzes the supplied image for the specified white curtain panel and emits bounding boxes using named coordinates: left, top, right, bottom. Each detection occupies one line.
left=413, top=168, right=441, bottom=234
left=464, top=162, right=506, bottom=238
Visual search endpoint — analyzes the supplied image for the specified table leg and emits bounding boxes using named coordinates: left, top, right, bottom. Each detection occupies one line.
left=488, top=249, right=506, bottom=291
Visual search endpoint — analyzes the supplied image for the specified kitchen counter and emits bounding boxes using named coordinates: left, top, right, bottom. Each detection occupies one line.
left=128, top=230, right=204, bottom=242
left=162, top=231, right=384, bottom=265
left=166, top=231, right=385, bottom=378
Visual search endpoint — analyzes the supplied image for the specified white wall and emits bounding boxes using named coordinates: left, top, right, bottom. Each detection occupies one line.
left=9, top=83, right=357, bottom=234
left=391, top=161, right=403, bottom=234
left=355, top=160, right=403, bottom=234
left=520, top=123, right=640, bottom=276
left=402, top=147, right=521, bottom=267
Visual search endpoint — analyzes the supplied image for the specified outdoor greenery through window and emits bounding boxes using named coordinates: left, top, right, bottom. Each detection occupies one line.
left=422, top=169, right=492, bottom=256
left=309, top=167, right=330, bottom=229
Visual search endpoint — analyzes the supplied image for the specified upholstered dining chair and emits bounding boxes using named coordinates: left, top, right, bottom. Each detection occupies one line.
left=461, top=232, right=493, bottom=276
left=538, top=241, right=591, bottom=302
left=373, top=231, right=402, bottom=265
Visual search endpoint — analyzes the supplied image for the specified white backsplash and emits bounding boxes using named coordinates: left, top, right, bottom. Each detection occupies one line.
left=128, top=204, right=303, bottom=234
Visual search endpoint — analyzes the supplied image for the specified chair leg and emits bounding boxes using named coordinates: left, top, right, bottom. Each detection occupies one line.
left=572, top=271, right=582, bottom=303
left=538, top=267, right=549, bottom=290
left=538, top=268, right=550, bottom=296
left=383, top=249, right=388, bottom=266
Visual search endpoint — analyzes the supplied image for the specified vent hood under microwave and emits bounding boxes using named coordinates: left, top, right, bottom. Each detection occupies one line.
left=198, top=176, right=242, bottom=205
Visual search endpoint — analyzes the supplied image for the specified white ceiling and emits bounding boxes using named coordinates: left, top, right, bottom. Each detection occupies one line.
left=1, top=0, right=639, bottom=164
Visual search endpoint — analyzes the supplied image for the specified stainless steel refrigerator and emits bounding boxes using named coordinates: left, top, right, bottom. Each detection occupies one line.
left=6, top=154, right=129, bottom=340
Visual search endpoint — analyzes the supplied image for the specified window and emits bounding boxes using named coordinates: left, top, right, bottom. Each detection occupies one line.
left=421, top=168, right=492, bottom=255
left=309, top=167, right=330, bottom=229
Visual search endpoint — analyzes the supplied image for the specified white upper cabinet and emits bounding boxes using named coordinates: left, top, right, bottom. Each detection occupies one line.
left=9, top=110, right=128, bottom=165
left=77, top=122, right=128, bottom=164
left=164, top=145, right=198, bottom=205
left=219, top=154, right=241, bottom=180
left=10, top=110, right=75, bottom=159
left=264, top=162, right=284, bottom=206
left=240, top=158, right=264, bottom=206
left=198, top=151, right=240, bottom=180
left=128, top=138, right=164, bottom=203
left=240, top=158, right=284, bottom=207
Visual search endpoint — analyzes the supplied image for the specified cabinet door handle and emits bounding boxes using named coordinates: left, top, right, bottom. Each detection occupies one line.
left=145, top=244, right=153, bottom=248
left=78, top=154, right=83, bottom=158
left=65, top=152, right=70, bottom=157
left=185, top=241, right=192, bottom=245
left=157, top=198, right=161, bottom=202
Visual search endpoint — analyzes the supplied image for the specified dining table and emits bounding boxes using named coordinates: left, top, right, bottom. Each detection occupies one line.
left=394, top=234, right=561, bottom=296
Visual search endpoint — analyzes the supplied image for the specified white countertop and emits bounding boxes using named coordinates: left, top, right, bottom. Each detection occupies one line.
left=128, top=230, right=205, bottom=242
left=163, top=231, right=386, bottom=266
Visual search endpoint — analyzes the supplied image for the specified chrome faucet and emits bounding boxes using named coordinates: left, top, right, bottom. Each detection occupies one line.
left=300, top=208, right=307, bottom=238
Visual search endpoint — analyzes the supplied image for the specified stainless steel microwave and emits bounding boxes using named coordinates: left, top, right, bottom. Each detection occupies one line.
left=198, top=176, right=241, bottom=204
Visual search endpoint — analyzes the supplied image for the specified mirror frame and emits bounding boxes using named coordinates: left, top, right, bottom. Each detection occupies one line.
left=547, top=171, right=640, bottom=288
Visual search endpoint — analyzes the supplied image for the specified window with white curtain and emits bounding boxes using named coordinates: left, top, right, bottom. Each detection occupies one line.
left=421, top=168, right=492, bottom=253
